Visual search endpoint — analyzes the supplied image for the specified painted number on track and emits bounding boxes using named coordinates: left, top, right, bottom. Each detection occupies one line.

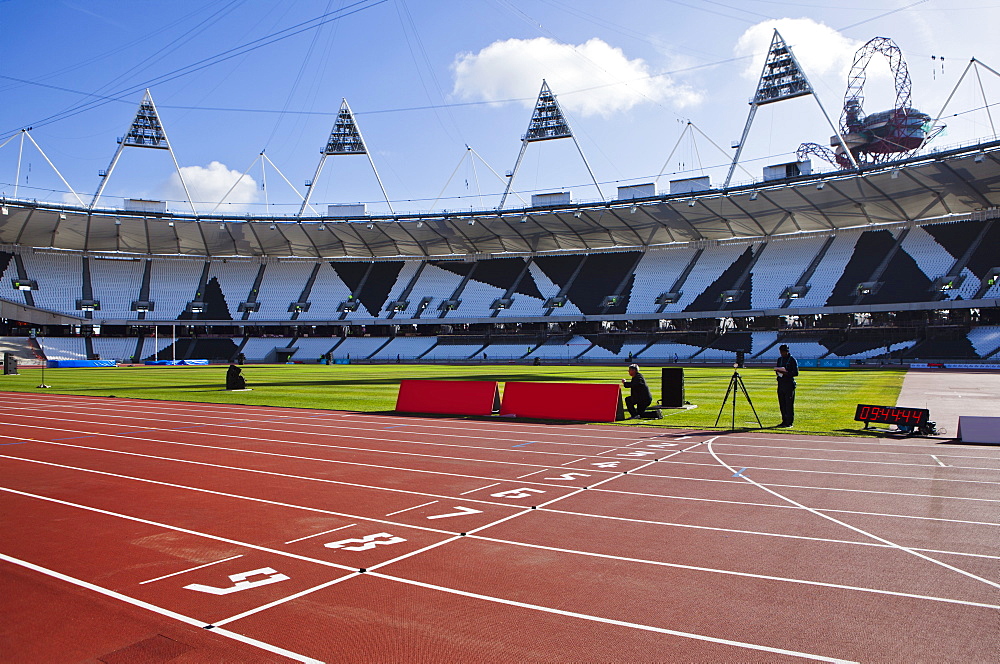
left=591, top=461, right=620, bottom=468
left=544, top=472, right=590, bottom=481
left=184, top=568, right=289, bottom=596
left=325, top=533, right=407, bottom=551
left=426, top=506, right=484, bottom=520
left=617, top=451, right=656, bottom=457
left=490, top=487, right=547, bottom=499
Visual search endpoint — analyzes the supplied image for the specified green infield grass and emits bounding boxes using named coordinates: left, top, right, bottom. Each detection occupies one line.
left=0, top=363, right=906, bottom=435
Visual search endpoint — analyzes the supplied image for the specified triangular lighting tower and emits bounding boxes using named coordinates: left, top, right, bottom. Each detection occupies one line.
left=724, top=30, right=857, bottom=187
left=90, top=89, right=197, bottom=213
left=752, top=30, right=813, bottom=105
left=298, top=99, right=394, bottom=217
left=499, top=80, right=604, bottom=208
left=525, top=81, right=573, bottom=142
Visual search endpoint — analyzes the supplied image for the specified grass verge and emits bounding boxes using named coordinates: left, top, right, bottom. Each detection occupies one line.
left=0, top=363, right=906, bottom=436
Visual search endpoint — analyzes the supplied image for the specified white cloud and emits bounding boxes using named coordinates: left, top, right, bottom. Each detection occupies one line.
left=735, top=18, right=860, bottom=82
left=61, top=191, right=89, bottom=207
left=161, top=161, right=259, bottom=213
left=451, top=37, right=702, bottom=117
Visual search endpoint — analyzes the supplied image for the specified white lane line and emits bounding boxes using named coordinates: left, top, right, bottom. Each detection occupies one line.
left=368, top=535, right=465, bottom=572
left=0, top=485, right=358, bottom=571
left=931, top=455, right=948, bottom=467
left=458, top=482, right=500, bottom=496
left=0, top=423, right=617, bottom=486
left=0, top=403, right=632, bottom=450
left=18, top=416, right=998, bottom=509
left=706, top=440, right=1000, bottom=592
left=368, top=571, right=857, bottom=664
left=211, top=572, right=361, bottom=628
left=516, top=469, right=547, bottom=479
left=465, top=534, right=1000, bottom=610
left=540, top=507, right=1000, bottom=561
left=0, top=458, right=459, bottom=538
left=5, top=434, right=995, bottom=535
left=0, top=439, right=532, bottom=513
left=693, top=438, right=1000, bottom=462
left=653, top=459, right=1000, bottom=487
left=284, top=524, right=356, bottom=545
left=606, top=472, right=1000, bottom=503
left=0, top=552, right=321, bottom=664
left=14, top=406, right=996, bottom=475
left=10, top=398, right=990, bottom=472
left=0, top=394, right=655, bottom=441
left=17, top=419, right=994, bottom=520
left=8, top=419, right=995, bottom=553
left=464, top=442, right=705, bottom=537
left=560, top=457, right=587, bottom=466
left=139, top=555, right=243, bottom=585
left=9, top=412, right=1000, bottom=632
left=592, top=485, right=1000, bottom=528
left=207, top=625, right=325, bottom=663
left=385, top=500, right=438, bottom=517
left=677, top=449, right=1000, bottom=472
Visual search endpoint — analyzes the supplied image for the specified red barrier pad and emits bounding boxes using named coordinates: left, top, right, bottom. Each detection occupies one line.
left=499, top=382, right=624, bottom=422
left=395, top=379, right=500, bottom=416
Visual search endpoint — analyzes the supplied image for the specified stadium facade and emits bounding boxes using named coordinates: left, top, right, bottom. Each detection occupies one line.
left=2, top=33, right=1000, bottom=366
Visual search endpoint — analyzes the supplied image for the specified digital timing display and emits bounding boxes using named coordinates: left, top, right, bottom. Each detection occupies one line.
left=854, top=404, right=929, bottom=426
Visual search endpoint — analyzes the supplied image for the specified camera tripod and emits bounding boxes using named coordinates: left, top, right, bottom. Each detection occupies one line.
left=715, top=369, right=762, bottom=430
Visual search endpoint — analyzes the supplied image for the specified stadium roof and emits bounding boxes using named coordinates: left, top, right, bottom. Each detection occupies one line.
left=2, top=141, right=999, bottom=259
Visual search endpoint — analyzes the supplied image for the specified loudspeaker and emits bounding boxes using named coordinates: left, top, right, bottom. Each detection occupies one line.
left=661, top=366, right=684, bottom=407
left=736, top=350, right=745, bottom=368
left=3, top=353, right=18, bottom=375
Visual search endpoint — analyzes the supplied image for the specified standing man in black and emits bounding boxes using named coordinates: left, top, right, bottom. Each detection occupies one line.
left=622, top=364, right=652, bottom=420
left=774, top=344, right=798, bottom=427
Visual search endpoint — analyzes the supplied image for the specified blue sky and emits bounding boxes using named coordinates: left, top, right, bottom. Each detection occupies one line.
left=2, top=0, right=998, bottom=216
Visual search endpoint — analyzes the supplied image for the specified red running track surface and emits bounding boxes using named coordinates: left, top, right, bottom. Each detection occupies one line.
left=0, top=392, right=998, bottom=662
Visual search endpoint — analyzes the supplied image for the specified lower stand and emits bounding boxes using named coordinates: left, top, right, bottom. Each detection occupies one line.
left=715, top=370, right=762, bottom=430
left=37, top=362, right=50, bottom=388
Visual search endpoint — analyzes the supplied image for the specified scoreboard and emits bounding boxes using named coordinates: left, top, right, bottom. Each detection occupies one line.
left=854, top=404, right=929, bottom=427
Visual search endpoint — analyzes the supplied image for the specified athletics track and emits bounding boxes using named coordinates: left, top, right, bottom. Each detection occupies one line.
left=0, top=393, right=997, bottom=662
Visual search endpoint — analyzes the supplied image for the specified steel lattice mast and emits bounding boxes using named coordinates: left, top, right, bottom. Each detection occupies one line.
left=725, top=31, right=858, bottom=188
left=90, top=89, right=196, bottom=214
left=499, top=80, right=604, bottom=209
left=298, top=99, right=394, bottom=217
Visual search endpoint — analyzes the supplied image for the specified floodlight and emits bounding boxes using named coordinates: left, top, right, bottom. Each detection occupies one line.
left=468, top=218, right=476, bottom=226
left=748, top=191, right=758, bottom=201
left=890, top=169, right=900, bottom=179
left=630, top=205, right=637, bottom=214
left=687, top=199, right=696, bottom=207
left=59, top=212, right=67, bottom=220
left=975, top=152, right=985, bottom=163
left=816, top=182, right=825, bottom=190
left=573, top=211, right=582, bottom=218
left=0, top=206, right=8, bottom=215
left=416, top=221, right=423, bottom=228
left=317, top=224, right=325, bottom=231
left=520, top=215, right=529, bottom=223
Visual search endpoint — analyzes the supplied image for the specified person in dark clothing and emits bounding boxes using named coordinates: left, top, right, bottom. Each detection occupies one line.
left=226, top=364, right=247, bottom=390
left=622, top=363, right=652, bottom=419
left=774, top=344, right=798, bottom=427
